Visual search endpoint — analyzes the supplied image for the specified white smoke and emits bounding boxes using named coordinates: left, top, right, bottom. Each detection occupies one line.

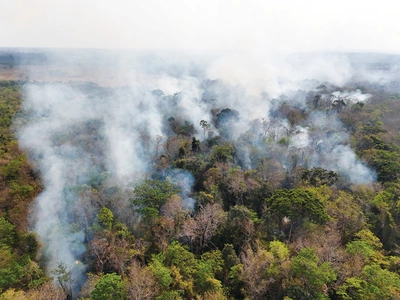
left=16, top=50, right=378, bottom=289
left=332, top=145, right=376, bottom=184
left=331, top=89, right=372, bottom=104
left=168, top=169, right=196, bottom=210
left=291, top=127, right=310, bottom=149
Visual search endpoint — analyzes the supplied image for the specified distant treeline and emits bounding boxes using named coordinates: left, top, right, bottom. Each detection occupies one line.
left=0, top=52, right=48, bottom=66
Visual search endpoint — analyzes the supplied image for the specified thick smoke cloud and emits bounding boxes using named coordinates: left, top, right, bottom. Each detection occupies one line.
left=17, top=51, right=378, bottom=288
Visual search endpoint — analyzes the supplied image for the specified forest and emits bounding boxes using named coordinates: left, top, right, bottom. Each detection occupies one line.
left=2, top=58, right=400, bottom=300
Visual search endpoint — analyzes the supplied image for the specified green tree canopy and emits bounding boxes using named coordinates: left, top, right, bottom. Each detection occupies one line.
left=133, top=179, right=179, bottom=221
left=91, top=273, right=125, bottom=300
left=288, top=247, right=336, bottom=300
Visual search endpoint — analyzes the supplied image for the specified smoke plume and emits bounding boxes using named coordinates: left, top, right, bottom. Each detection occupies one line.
left=16, top=50, right=380, bottom=290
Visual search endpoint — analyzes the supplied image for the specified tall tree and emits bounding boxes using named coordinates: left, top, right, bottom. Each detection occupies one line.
left=132, top=179, right=179, bottom=222
left=182, top=203, right=226, bottom=253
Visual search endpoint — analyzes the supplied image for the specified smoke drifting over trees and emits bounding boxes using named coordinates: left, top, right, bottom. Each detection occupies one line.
left=0, top=49, right=398, bottom=299
left=1, top=1, right=400, bottom=297
left=15, top=52, right=376, bottom=283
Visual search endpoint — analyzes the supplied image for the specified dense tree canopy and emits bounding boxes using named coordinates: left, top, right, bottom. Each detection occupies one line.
left=3, top=76, right=400, bottom=300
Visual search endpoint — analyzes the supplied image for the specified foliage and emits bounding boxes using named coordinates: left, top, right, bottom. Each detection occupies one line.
left=267, top=189, right=329, bottom=225
left=288, top=247, right=336, bottom=300
left=90, top=273, right=125, bottom=300
left=239, top=241, right=291, bottom=299
left=0, top=218, right=15, bottom=247
left=132, top=179, right=180, bottom=221
left=0, top=246, right=23, bottom=290
left=5, top=79, right=400, bottom=299
left=97, top=207, right=114, bottom=230
left=182, top=203, right=226, bottom=253
left=302, top=167, right=339, bottom=187
left=209, top=144, right=235, bottom=163
left=266, top=188, right=329, bottom=240
left=51, top=263, right=73, bottom=299
left=337, top=264, right=400, bottom=299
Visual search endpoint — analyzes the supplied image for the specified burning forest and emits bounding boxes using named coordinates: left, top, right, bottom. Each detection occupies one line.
left=0, top=50, right=399, bottom=299
left=2, top=0, right=400, bottom=298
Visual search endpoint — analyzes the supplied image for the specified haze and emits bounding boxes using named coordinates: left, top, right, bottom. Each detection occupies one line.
left=1, top=0, right=400, bottom=54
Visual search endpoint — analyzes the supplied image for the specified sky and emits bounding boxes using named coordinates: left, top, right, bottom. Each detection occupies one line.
left=1, top=0, right=400, bottom=54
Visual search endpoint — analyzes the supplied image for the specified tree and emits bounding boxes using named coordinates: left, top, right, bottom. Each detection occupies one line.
left=0, top=245, right=23, bottom=290
left=148, top=253, right=175, bottom=298
left=288, top=247, right=336, bottom=300
left=266, top=189, right=329, bottom=241
left=89, top=226, right=135, bottom=275
left=209, top=144, right=235, bottom=163
left=257, top=158, right=285, bottom=189
left=220, top=244, right=242, bottom=297
left=194, top=250, right=224, bottom=295
left=127, top=260, right=159, bottom=300
left=200, top=120, right=211, bottom=140
left=52, top=263, right=73, bottom=300
left=362, top=149, right=400, bottom=182
left=90, top=273, right=125, bottom=300
left=182, top=203, right=226, bottom=253
left=150, top=195, right=188, bottom=251
left=326, top=190, right=366, bottom=244
left=226, top=167, right=247, bottom=205
left=132, top=179, right=179, bottom=222
left=224, top=205, right=258, bottom=251
left=79, top=273, right=103, bottom=299
left=345, top=229, right=386, bottom=266
left=191, top=137, right=200, bottom=153
left=337, top=264, right=400, bottom=299
left=97, top=207, right=114, bottom=230
left=169, top=118, right=196, bottom=136
left=0, top=288, right=27, bottom=299
left=163, top=242, right=196, bottom=297
left=293, top=223, right=344, bottom=266
left=302, top=168, right=339, bottom=187
left=367, top=189, right=399, bottom=250
left=25, top=281, right=66, bottom=300
left=20, top=259, right=46, bottom=289
left=0, top=217, right=16, bottom=247
left=239, top=241, right=290, bottom=300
